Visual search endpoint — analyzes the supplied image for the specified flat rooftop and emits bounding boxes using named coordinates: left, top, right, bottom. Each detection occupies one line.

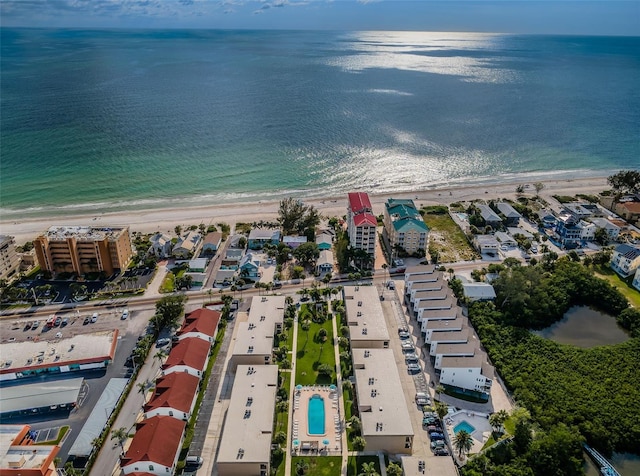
left=41, top=225, right=126, bottom=241
left=405, top=273, right=441, bottom=286
left=433, top=340, right=478, bottom=357
left=0, top=330, right=118, bottom=376
left=414, top=296, right=454, bottom=311
left=408, top=278, right=445, bottom=293
left=217, top=365, right=278, bottom=464
left=0, top=445, right=57, bottom=472
left=418, top=307, right=462, bottom=321
left=429, top=328, right=470, bottom=344
left=352, top=348, right=413, bottom=438
left=412, top=289, right=450, bottom=302
left=424, top=316, right=466, bottom=331
left=0, top=377, right=84, bottom=414
left=343, top=286, right=390, bottom=344
left=232, top=296, right=285, bottom=358
left=404, top=265, right=436, bottom=276
left=440, top=351, right=487, bottom=370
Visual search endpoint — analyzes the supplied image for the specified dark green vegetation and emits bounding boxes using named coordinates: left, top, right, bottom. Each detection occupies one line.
left=347, top=455, right=381, bottom=476
left=467, top=258, right=640, bottom=470
left=295, top=304, right=336, bottom=385
left=291, top=456, right=341, bottom=475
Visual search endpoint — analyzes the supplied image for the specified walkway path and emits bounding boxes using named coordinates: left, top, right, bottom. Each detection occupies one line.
left=283, top=306, right=299, bottom=476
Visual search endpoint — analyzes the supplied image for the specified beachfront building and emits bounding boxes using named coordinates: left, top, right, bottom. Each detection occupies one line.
left=0, top=235, right=21, bottom=282
left=476, top=204, right=502, bottom=228
left=315, top=232, right=333, bottom=250
left=352, top=348, right=414, bottom=454
left=610, top=244, right=640, bottom=278
left=0, top=424, right=60, bottom=476
left=346, top=192, right=377, bottom=269
left=120, top=416, right=185, bottom=475
left=247, top=228, right=280, bottom=250
left=496, top=202, right=521, bottom=225
left=161, top=337, right=211, bottom=379
left=176, top=308, right=221, bottom=344
left=633, top=268, right=640, bottom=292
left=143, top=372, right=200, bottom=421
left=438, top=351, right=494, bottom=396
left=383, top=199, right=429, bottom=256
left=148, top=232, right=173, bottom=259
left=474, top=235, right=500, bottom=255
left=555, top=214, right=596, bottom=248
left=343, top=285, right=390, bottom=349
left=172, top=231, right=202, bottom=259
left=0, top=330, right=118, bottom=382
left=590, top=218, right=621, bottom=241
left=202, top=232, right=223, bottom=254
left=34, top=226, right=132, bottom=277
left=228, top=295, right=285, bottom=371
left=614, top=199, right=640, bottom=226
left=216, top=365, right=277, bottom=476
left=239, top=253, right=260, bottom=279
left=282, top=235, right=307, bottom=249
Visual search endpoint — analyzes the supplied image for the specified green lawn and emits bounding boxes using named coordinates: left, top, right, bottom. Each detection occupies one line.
left=347, top=455, right=380, bottom=476
left=594, top=266, right=640, bottom=308
left=422, top=210, right=479, bottom=262
left=159, top=272, right=175, bottom=293
left=295, top=309, right=336, bottom=386
left=291, top=456, right=341, bottom=476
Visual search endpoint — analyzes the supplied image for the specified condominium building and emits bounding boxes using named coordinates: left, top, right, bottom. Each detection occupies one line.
left=0, top=235, right=21, bottom=281
left=0, top=424, right=60, bottom=476
left=610, top=244, right=640, bottom=278
left=34, top=226, right=132, bottom=276
left=347, top=192, right=377, bottom=268
left=343, top=285, right=390, bottom=349
left=383, top=199, right=429, bottom=255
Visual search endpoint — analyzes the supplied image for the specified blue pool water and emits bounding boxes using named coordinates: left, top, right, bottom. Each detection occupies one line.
left=308, top=394, right=326, bottom=435
left=454, top=420, right=476, bottom=435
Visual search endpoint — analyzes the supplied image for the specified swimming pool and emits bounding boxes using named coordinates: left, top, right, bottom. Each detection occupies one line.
left=308, top=394, right=326, bottom=435
left=453, top=420, right=476, bottom=435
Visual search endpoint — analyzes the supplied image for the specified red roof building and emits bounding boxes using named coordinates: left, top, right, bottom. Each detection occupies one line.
left=177, top=308, right=220, bottom=343
left=348, top=192, right=373, bottom=214
left=144, top=372, right=200, bottom=421
left=0, top=425, right=60, bottom=476
left=162, top=337, right=210, bottom=378
left=121, top=416, right=185, bottom=475
left=347, top=192, right=377, bottom=268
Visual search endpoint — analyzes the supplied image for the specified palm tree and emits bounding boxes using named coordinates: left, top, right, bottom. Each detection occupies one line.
left=301, top=320, right=311, bottom=345
left=358, top=462, right=379, bottom=476
left=435, top=384, right=445, bottom=401
left=352, top=436, right=366, bottom=451
left=386, top=462, right=403, bottom=476
left=110, top=427, right=128, bottom=453
left=295, top=460, right=309, bottom=475
left=348, top=415, right=361, bottom=433
left=453, top=429, right=474, bottom=459
left=489, top=409, right=509, bottom=435
left=153, top=349, right=168, bottom=366
left=285, top=295, right=294, bottom=306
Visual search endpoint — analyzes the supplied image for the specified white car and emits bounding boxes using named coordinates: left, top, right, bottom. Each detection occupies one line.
left=156, top=338, right=171, bottom=347
left=121, top=309, right=129, bottom=320
left=407, top=363, right=421, bottom=373
left=91, top=313, right=98, bottom=323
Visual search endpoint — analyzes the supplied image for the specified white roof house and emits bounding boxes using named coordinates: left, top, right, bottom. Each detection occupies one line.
left=462, top=283, right=496, bottom=301
left=282, top=235, right=308, bottom=248
left=316, top=249, right=334, bottom=274
left=590, top=218, right=621, bottom=240
left=495, top=232, right=517, bottom=248
left=149, top=232, right=173, bottom=258
left=474, top=235, right=499, bottom=254
left=439, top=351, right=494, bottom=396
left=172, top=231, right=202, bottom=258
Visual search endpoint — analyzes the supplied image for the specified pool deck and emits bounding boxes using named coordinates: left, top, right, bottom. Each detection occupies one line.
left=292, top=386, right=342, bottom=454
left=445, top=410, right=492, bottom=455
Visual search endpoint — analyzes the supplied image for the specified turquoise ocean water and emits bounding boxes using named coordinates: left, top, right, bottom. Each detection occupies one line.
left=1, top=29, right=638, bottom=218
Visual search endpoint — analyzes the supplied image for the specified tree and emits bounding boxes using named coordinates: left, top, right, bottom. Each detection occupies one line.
left=293, top=242, right=320, bottom=268
left=489, top=409, right=509, bottom=435
left=295, top=460, right=309, bottom=475
left=301, top=319, right=311, bottom=342
left=291, top=266, right=305, bottom=280
left=352, top=436, right=366, bottom=451
left=174, top=225, right=182, bottom=236
left=358, top=462, right=380, bottom=476
left=434, top=401, right=449, bottom=420
left=110, top=427, right=128, bottom=453
left=386, top=462, right=403, bottom=476
left=348, top=415, right=361, bottom=433
left=453, top=429, right=474, bottom=459
left=533, top=182, right=544, bottom=197
left=278, top=197, right=321, bottom=236
left=594, top=227, right=609, bottom=246
left=607, top=170, right=640, bottom=196
left=152, top=295, right=186, bottom=334
left=238, top=236, right=247, bottom=249
left=276, top=401, right=289, bottom=414
left=317, top=363, right=332, bottom=376
left=273, top=431, right=287, bottom=445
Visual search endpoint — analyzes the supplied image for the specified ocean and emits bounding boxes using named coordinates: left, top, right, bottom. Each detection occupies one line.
left=1, top=29, right=638, bottom=218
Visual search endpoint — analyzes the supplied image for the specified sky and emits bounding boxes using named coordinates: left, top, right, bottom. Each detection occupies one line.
left=1, top=0, right=638, bottom=35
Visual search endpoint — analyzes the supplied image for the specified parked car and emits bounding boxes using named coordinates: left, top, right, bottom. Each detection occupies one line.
left=24, top=321, right=33, bottom=331
left=434, top=448, right=450, bottom=456
left=54, top=317, right=61, bottom=327
left=91, top=313, right=98, bottom=323
left=401, top=342, right=414, bottom=352
left=185, top=455, right=204, bottom=471
left=430, top=440, right=446, bottom=449
left=398, top=327, right=409, bottom=334
left=31, top=320, right=40, bottom=329
left=83, top=317, right=90, bottom=325
left=407, top=363, right=421, bottom=373
left=422, top=417, right=437, bottom=425
left=398, top=331, right=411, bottom=340
left=60, top=318, right=68, bottom=327
left=405, top=354, right=419, bottom=364
left=156, top=338, right=171, bottom=347
left=430, top=432, right=445, bottom=441
left=55, top=332, right=63, bottom=339
left=121, top=309, right=129, bottom=320
left=387, top=280, right=395, bottom=290
left=415, top=392, right=430, bottom=406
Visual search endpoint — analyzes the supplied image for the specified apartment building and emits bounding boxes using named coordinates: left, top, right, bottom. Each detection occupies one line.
left=383, top=199, right=429, bottom=255
left=0, top=425, right=60, bottom=476
left=34, top=226, right=132, bottom=276
left=347, top=192, right=377, bottom=268
left=0, top=235, right=21, bottom=282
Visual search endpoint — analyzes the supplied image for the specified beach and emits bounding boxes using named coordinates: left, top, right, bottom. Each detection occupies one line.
left=0, top=176, right=609, bottom=245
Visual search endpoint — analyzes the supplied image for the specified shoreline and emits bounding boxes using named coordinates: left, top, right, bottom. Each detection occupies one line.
left=0, top=175, right=610, bottom=245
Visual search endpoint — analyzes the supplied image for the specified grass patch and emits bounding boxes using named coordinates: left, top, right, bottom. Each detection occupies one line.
left=36, top=425, right=69, bottom=445
left=159, top=272, right=175, bottom=293
left=552, top=195, right=576, bottom=204
left=295, top=310, right=336, bottom=386
left=593, top=266, right=640, bottom=308
left=273, top=373, right=291, bottom=476
left=421, top=210, right=478, bottom=263
left=290, top=456, right=341, bottom=476
left=347, top=455, right=380, bottom=476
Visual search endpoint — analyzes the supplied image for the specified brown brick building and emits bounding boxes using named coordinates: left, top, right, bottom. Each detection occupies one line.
left=34, top=226, right=132, bottom=276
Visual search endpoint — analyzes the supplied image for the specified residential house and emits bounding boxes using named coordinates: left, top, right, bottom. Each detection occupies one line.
left=474, top=235, right=499, bottom=255
left=172, top=231, right=202, bottom=259
left=161, top=337, right=211, bottom=379
left=633, top=268, right=640, bottom=292
left=239, top=253, right=260, bottom=279
left=476, top=204, right=502, bottom=228
left=563, top=203, right=593, bottom=220
left=176, top=308, right=221, bottom=344
left=433, top=340, right=478, bottom=370
left=347, top=192, right=377, bottom=268
left=538, top=210, right=557, bottom=228
left=383, top=198, right=429, bottom=256
left=187, top=258, right=208, bottom=273
left=0, top=424, right=60, bottom=476
left=438, top=351, right=494, bottom=397
left=202, top=232, right=223, bottom=254
left=461, top=283, right=496, bottom=301
left=0, top=235, right=21, bottom=282
left=120, top=416, right=185, bottom=475
left=428, top=328, right=470, bottom=356
left=282, top=235, right=307, bottom=249
left=555, top=215, right=595, bottom=248
left=316, top=250, right=334, bottom=274
left=494, top=232, right=517, bottom=249
left=148, top=232, right=173, bottom=259
left=423, top=316, right=467, bottom=344
left=590, top=218, right=621, bottom=241
left=496, top=202, right=521, bottom=225
left=221, top=249, right=243, bottom=268
left=352, top=348, right=414, bottom=454
left=614, top=200, right=640, bottom=226
left=316, top=231, right=333, bottom=250
left=610, top=244, right=640, bottom=278
left=247, top=228, right=280, bottom=250
left=216, top=365, right=278, bottom=476
left=143, top=372, right=199, bottom=421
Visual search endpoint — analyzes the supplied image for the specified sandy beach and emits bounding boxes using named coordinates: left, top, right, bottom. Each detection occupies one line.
left=0, top=176, right=609, bottom=245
